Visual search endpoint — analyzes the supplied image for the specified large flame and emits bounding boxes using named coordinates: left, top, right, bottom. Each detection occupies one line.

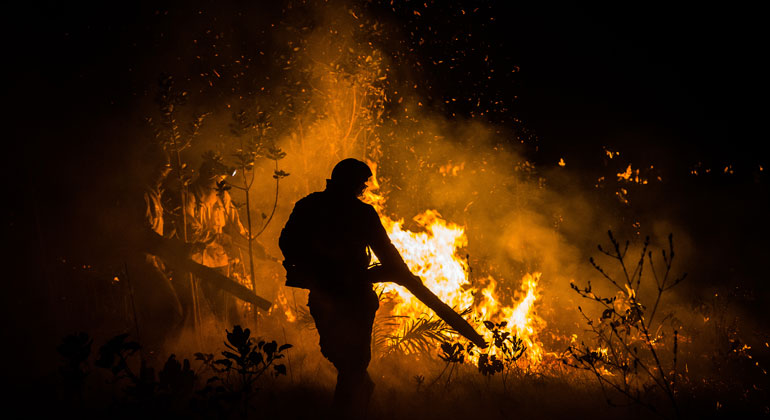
left=362, top=161, right=547, bottom=367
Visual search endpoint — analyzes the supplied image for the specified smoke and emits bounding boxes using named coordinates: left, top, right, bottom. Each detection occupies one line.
left=17, top=0, right=764, bottom=396
left=1, top=9, right=765, bottom=420
left=153, top=0, right=700, bottom=359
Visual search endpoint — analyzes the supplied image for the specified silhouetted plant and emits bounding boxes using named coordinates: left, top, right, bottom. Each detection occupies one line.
left=413, top=374, right=425, bottom=392
left=439, top=342, right=466, bottom=364
left=419, top=319, right=527, bottom=391
left=195, top=325, right=292, bottom=418
left=93, top=333, right=166, bottom=408
left=56, top=325, right=294, bottom=417
left=565, top=231, right=686, bottom=419
left=57, top=332, right=93, bottom=407
left=228, top=108, right=289, bottom=312
left=156, top=355, right=197, bottom=411
left=94, top=333, right=142, bottom=382
left=429, top=341, right=466, bottom=388
left=477, top=320, right=527, bottom=391
left=57, top=332, right=197, bottom=415
left=58, top=332, right=92, bottom=388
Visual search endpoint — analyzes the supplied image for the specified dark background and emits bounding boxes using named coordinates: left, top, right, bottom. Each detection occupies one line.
left=2, top=0, right=767, bottom=384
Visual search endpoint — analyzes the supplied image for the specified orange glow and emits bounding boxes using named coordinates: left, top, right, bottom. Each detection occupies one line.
left=361, top=161, right=547, bottom=367
left=276, top=288, right=297, bottom=323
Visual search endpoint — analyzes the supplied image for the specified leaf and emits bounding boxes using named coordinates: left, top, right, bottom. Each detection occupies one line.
left=278, top=344, right=293, bottom=352
left=273, top=169, right=290, bottom=179
left=214, top=359, right=233, bottom=368
left=226, top=325, right=251, bottom=349
left=263, top=341, right=278, bottom=357
left=248, top=351, right=264, bottom=365
left=274, top=364, right=287, bottom=376
left=57, top=332, right=92, bottom=364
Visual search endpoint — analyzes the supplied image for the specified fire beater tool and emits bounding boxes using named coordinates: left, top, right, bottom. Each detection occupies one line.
left=153, top=242, right=272, bottom=311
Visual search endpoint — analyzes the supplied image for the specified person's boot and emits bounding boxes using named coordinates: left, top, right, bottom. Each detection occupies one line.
left=347, top=371, right=375, bottom=419
left=331, top=371, right=355, bottom=419
left=361, top=372, right=375, bottom=418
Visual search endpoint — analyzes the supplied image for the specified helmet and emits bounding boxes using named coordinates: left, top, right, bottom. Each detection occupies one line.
left=331, top=158, right=372, bottom=186
left=199, top=151, right=235, bottom=179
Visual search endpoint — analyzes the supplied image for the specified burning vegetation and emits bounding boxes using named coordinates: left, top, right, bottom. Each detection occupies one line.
left=6, top=1, right=770, bottom=419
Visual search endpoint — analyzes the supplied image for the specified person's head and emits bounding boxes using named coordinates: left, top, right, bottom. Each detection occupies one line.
left=198, top=151, right=234, bottom=185
left=328, top=158, right=372, bottom=198
left=139, top=142, right=171, bottom=186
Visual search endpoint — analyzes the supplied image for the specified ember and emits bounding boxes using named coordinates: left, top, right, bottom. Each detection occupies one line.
left=9, top=1, right=768, bottom=418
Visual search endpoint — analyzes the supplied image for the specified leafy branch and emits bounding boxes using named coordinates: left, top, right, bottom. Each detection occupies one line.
left=566, top=231, right=686, bottom=419
left=228, top=109, right=289, bottom=311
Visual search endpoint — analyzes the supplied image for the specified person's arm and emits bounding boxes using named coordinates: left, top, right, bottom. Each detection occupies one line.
left=131, top=190, right=165, bottom=252
left=278, top=200, right=307, bottom=264
left=365, top=206, right=412, bottom=278
left=222, top=192, right=249, bottom=239
left=184, top=194, right=215, bottom=244
left=133, top=189, right=203, bottom=259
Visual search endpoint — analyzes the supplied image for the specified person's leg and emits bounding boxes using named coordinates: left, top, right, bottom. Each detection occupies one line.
left=127, top=255, right=183, bottom=356
left=309, top=288, right=379, bottom=418
left=198, top=266, right=236, bottom=325
left=345, top=290, right=379, bottom=417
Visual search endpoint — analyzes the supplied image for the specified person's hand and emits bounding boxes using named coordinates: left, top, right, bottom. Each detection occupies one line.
left=184, top=241, right=207, bottom=256
left=217, top=233, right=233, bottom=247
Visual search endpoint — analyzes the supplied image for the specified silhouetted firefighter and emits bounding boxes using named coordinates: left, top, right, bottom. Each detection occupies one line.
left=123, top=146, right=189, bottom=354
left=279, top=158, right=413, bottom=418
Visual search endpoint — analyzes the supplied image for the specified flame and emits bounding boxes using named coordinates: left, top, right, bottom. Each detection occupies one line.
left=439, top=162, right=465, bottom=176
left=362, top=161, right=547, bottom=367
left=617, top=164, right=649, bottom=185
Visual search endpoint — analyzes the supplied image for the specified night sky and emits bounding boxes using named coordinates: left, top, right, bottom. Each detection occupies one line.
left=7, top=2, right=766, bottom=165
left=2, top=0, right=768, bottom=397
left=10, top=1, right=765, bottom=286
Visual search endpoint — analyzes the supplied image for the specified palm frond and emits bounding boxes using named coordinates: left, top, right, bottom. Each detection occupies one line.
left=371, top=314, right=407, bottom=356
left=386, top=314, right=455, bottom=355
